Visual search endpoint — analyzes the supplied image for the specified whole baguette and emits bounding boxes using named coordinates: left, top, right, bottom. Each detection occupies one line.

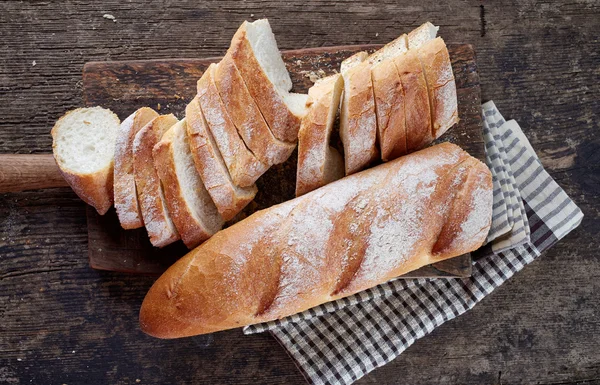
left=140, top=142, right=493, bottom=338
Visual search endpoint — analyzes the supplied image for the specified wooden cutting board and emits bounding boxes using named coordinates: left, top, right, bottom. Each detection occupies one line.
left=82, top=43, right=482, bottom=277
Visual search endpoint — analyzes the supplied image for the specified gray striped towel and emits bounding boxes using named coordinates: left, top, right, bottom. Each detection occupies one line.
left=242, top=101, right=583, bottom=385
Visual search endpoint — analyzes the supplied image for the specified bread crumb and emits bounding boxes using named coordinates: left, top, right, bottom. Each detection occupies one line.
left=103, top=14, right=117, bottom=22
left=83, top=121, right=91, bottom=125
left=32, top=60, right=36, bottom=67
left=136, top=380, right=141, bottom=383
left=250, top=13, right=254, bottom=17
left=296, top=60, right=302, bottom=66
left=376, top=32, right=379, bottom=37
left=157, top=103, right=161, bottom=111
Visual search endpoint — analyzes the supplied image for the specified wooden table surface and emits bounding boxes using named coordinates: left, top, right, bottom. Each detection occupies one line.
left=1, top=1, right=598, bottom=384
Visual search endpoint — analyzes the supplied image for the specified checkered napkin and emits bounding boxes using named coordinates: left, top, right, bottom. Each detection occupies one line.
left=242, top=101, right=583, bottom=385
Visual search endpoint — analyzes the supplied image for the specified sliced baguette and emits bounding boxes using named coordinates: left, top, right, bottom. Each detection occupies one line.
left=114, top=107, right=159, bottom=229
left=340, top=53, right=379, bottom=175
left=197, top=64, right=269, bottom=188
left=214, top=53, right=296, bottom=166
left=393, top=49, right=433, bottom=153
left=133, top=114, right=180, bottom=247
left=296, top=74, right=345, bottom=197
left=153, top=119, right=223, bottom=249
left=417, top=37, right=459, bottom=139
left=228, top=19, right=308, bottom=143
left=51, top=107, right=119, bottom=215
left=185, top=97, right=257, bottom=221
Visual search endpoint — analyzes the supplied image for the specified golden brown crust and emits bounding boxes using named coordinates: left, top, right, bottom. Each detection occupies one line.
left=57, top=166, right=114, bottom=215
left=371, top=57, right=407, bottom=161
left=393, top=50, right=433, bottom=153
left=114, top=107, right=159, bottom=229
left=417, top=37, right=459, bottom=138
left=197, top=64, right=269, bottom=188
left=152, top=121, right=218, bottom=249
left=296, top=74, right=345, bottom=197
left=133, top=114, right=180, bottom=248
left=214, top=53, right=296, bottom=166
left=140, top=142, right=493, bottom=338
left=185, top=97, right=257, bottom=221
left=228, top=22, right=302, bottom=144
left=340, top=58, right=380, bottom=175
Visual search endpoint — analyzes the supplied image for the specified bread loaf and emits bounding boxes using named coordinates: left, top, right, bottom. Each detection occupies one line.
left=51, top=107, right=119, bottom=215
left=140, top=142, right=493, bottom=338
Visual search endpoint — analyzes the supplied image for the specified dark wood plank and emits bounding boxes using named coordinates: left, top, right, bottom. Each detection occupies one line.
left=83, top=43, right=481, bottom=277
left=1, top=1, right=598, bottom=385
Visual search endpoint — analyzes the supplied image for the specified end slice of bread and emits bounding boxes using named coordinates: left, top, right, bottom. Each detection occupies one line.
left=186, top=97, right=257, bottom=221
left=296, top=74, right=345, bottom=197
left=417, top=37, right=458, bottom=139
left=340, top=53, right=379, bottom=175
left=114, top=107, right=159, bottom=229
left=214, top=53, right=296, bottom=166
left=51, top=107, right=119, bottom=215
left=153, top=119, right=223, bottom=249
left=133, top=114, right=181, bottom=247
left=197, top=63, right=269, bottom=188
left=228, top=19, right=307, bottom=143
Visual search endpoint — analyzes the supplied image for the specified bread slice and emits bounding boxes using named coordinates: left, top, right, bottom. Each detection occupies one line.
left=197, top=64, right=269, bottom=188
left=407, top=22, right=439, bottom=49
left=114, top=107, right=159, bottom=229
left=369, top=34, right=410, bottom=161
left=340, top=53, right=379, bottom=175
left=153, top=119, right=223, bottom=249
left=296, top=74, right=345, bottom=197
left=228, top=19, right=308, bottom=143
left=51, top=107, right=119, bottom=215
left=185, top=97, right=257, bottom=221
left=417, top=37, right=459, bottom=139
left=214, top=53, right=296, bottom=166
left=393, top=49, right=433, bottom=153
left=132, top=114, right=180, bottom=247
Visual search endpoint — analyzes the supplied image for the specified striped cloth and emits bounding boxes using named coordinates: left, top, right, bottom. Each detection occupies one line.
left=242, top=101, right=583, bottom=385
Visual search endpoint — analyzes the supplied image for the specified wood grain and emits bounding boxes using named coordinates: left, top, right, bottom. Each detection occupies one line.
left=1, top=1, right=598, bottom=384
left=0, top=154, right=69, bottom=192
left=82, top=43, right=480, bottom=277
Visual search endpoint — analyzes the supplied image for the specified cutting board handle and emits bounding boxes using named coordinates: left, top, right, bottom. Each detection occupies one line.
left=0, top=154, right=69, bottom=193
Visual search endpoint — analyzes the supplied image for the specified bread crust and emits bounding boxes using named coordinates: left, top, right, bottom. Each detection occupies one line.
left=214, top=54, right=295, bottom=166
left=114, top=107, right=159, bottom=229
left=185, top=97, right=257, bottom=221
left=393, top=50, right=433, bottom=153
left=296, top=74, right=345, bottom=197
left=372, top=57, right=407, bottom=161
left=340, top=56, right=379, bottom=175
left=228, top=21, right=303, bottom=143
left=51, top=107, right=118, bottom=215
left=152, top=119, right=223, bottom=249
left=133, top=114, right=180, bottom=247
left=197, top=64, right=269, bottom=188
left=417, top=37, right=459, bottom=138
left=140, top=142, right=493, bottom=338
